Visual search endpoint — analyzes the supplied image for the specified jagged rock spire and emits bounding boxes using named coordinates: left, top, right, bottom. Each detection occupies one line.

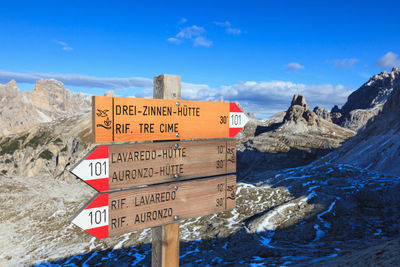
left=283, top=94, right=318, bottom=125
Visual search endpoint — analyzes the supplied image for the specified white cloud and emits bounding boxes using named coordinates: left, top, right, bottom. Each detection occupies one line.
left=330, top=58, right=358, bottom=69
left=0, top=70, right=152, bottom=89
left=168, top=25, right=212, bottom=47
left=179, top=18, right=187, bottom=24
left=376, top=51, right=400, bottom=69
left=193, top=36, right=213, bottom=47
left=219, top=80, right=353, bottom=118
left=214, top=21, right=242, bottom=35
left=54, top=40, right=73, bottom=51
left=285, top=62, right=305, bottom=71
left=176, top=25, right=205, bottom=39
left=167, top=37, right=182, bottom=44
left=182, top=82, right=217, bottom=100
left=0, top=69, right=353, bottom=119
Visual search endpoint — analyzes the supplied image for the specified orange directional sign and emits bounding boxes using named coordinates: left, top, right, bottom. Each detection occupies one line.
left=92, top=96, right=249, bottom=143
left=71, top=175, right=236, bottom=238
left=70, top=140, right=236, bottom=191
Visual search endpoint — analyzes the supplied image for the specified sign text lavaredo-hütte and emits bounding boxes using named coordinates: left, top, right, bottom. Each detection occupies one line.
left=70, top=140, right=236, bottom=191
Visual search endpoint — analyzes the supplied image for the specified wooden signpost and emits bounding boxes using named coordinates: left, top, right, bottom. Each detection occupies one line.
left=70, top=140, right=236, bottom=191
left=70, top=74, right=247, bottom=267
left=71, top=175, right=236, bottom=239
left=92, top=96, right=249, bottom=143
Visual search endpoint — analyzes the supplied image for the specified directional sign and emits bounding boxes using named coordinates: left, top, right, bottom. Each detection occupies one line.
left=92, top=96, right=249, bottom=143
left=70, top=140, right=236, bottom=191
left=71, top=175, right=236, bottom=239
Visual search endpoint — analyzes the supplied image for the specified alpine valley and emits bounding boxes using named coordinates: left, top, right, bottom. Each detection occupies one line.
left=0, top=69, right=399, bottom=266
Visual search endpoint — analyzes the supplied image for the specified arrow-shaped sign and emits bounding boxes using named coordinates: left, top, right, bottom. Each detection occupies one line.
left=92, top=96, right=249, bottom=143
left=70, top=140, right=236, bottom=191
left=71, top=175, right=236, bottom=239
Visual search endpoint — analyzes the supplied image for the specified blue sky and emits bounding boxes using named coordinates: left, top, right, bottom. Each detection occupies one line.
left=1, top=0, right=400, bottom=118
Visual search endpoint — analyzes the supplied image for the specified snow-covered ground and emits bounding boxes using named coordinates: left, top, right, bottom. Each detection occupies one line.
left=1, top=161, right=399, bottom=266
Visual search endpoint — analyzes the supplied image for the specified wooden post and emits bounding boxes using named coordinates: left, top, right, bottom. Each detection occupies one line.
left=152, top=74, right=181, bottom=267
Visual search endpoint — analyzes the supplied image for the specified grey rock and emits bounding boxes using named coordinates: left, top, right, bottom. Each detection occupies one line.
left=333, top=67, right=400, bottom=130
left=323, top=83, right=400, bottom=176
left=313, top=106, right=331, bottom=122
left=0, top=79, right=91, bottom=137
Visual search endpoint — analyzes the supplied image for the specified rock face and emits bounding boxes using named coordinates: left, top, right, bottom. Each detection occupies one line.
left=0, top=79, right=90, bottom=137
left=0, top=111, right=93, bottom=179
left=238, top=94, right=354, bottom=152
left=283, top=95, right=318, bottom=125
left=313, top=106, right=331, bottom=122
left=324, top=80, right=400, bottom=176
left=332, top=67, right=400, bottom=131
left=236, top=95, right=355, bottom=176
left=0, top=92, right=399, bottom=266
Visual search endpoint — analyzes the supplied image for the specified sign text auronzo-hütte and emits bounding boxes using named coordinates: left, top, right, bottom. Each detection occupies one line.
left=70, top=140, right=236, bottom=191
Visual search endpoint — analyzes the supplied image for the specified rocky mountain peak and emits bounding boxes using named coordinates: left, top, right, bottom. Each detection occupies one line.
left=0, top=79, right=91, bottom=137
left=332, top=67, right=400, bottom=131
left=0, top=79, right=22, bottom=99
left=6, top=79, right=17, bottom=88
left=27, top=79, right=90, bottom=114
left=32, top=79, right=65, bottom=93
left=325, top=83, right=400, bottom=176
left=290, top=94, right=308, bottom=108
left=331, top=105, right=340, bottom=113
left=283, top=94, right=317, bottom=125
left=313, top=106, right=331, bottom=122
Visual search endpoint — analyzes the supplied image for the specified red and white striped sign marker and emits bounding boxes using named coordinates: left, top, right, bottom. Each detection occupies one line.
left=71, top=175, right=236, bottom=239
left=93, top=96, right=249, bottom=143
left=70, top=146, right=109, bottom=191
left=69, top=140, right=236, bottom=192
left=228, top=103, right=249, bottom=137
left=71, top=193, right=109, bottom=239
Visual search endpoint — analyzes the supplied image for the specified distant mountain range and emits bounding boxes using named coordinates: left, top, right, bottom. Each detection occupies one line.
left=1, top=70, right=400, bottom=266
left=331, top=67, right=400, bottom=131
left=1, top=68, right=400, bottom=178
left=324, top=69, right=400, bottom=176
left=0, top=79, right=90, bottom=137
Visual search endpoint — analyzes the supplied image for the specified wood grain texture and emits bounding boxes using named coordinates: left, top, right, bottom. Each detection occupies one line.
left=153, top=75, right=181, bottom=100
left=92, top=96, right=233, bottom=143
left=107, top=175, right=236, bottom=237
left=92, top=96, right=113, bottom=143
left=152, top=74, right=181, bottom=267
left=108, top=139, right=236, bottom=189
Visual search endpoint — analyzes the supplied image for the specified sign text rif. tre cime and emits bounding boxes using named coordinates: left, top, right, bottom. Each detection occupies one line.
left=93, top=96, right=249, bottom=143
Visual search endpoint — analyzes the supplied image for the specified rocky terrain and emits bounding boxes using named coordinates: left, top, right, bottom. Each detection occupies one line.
left=0, top=72, right=399, bottom=266
left=323, top=74, right=400, bottom=176
left=0, top=92, right=355, bottom=182
left=238, top=95, right=354, bottom=153
left=237, top=95, right=355, bottom=180
left=331, top=67, right=400, bottom=131
left=0, top=111, right=92, bottom=179
left=1, top=160, right=398, bottom=266
left=0, top=79, right=90, bottom=137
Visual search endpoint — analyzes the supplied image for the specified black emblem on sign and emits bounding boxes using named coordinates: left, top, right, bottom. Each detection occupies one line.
left=226, top=185, right=236, bottom=200
left=96, top=109, right=109, bottom=117
left=96, top=109, right=112, bottom=129
left=227, top=147, right=236, bottom=163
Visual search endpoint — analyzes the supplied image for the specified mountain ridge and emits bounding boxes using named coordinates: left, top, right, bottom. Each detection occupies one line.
left=0, top=79, right=91, bottom=137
